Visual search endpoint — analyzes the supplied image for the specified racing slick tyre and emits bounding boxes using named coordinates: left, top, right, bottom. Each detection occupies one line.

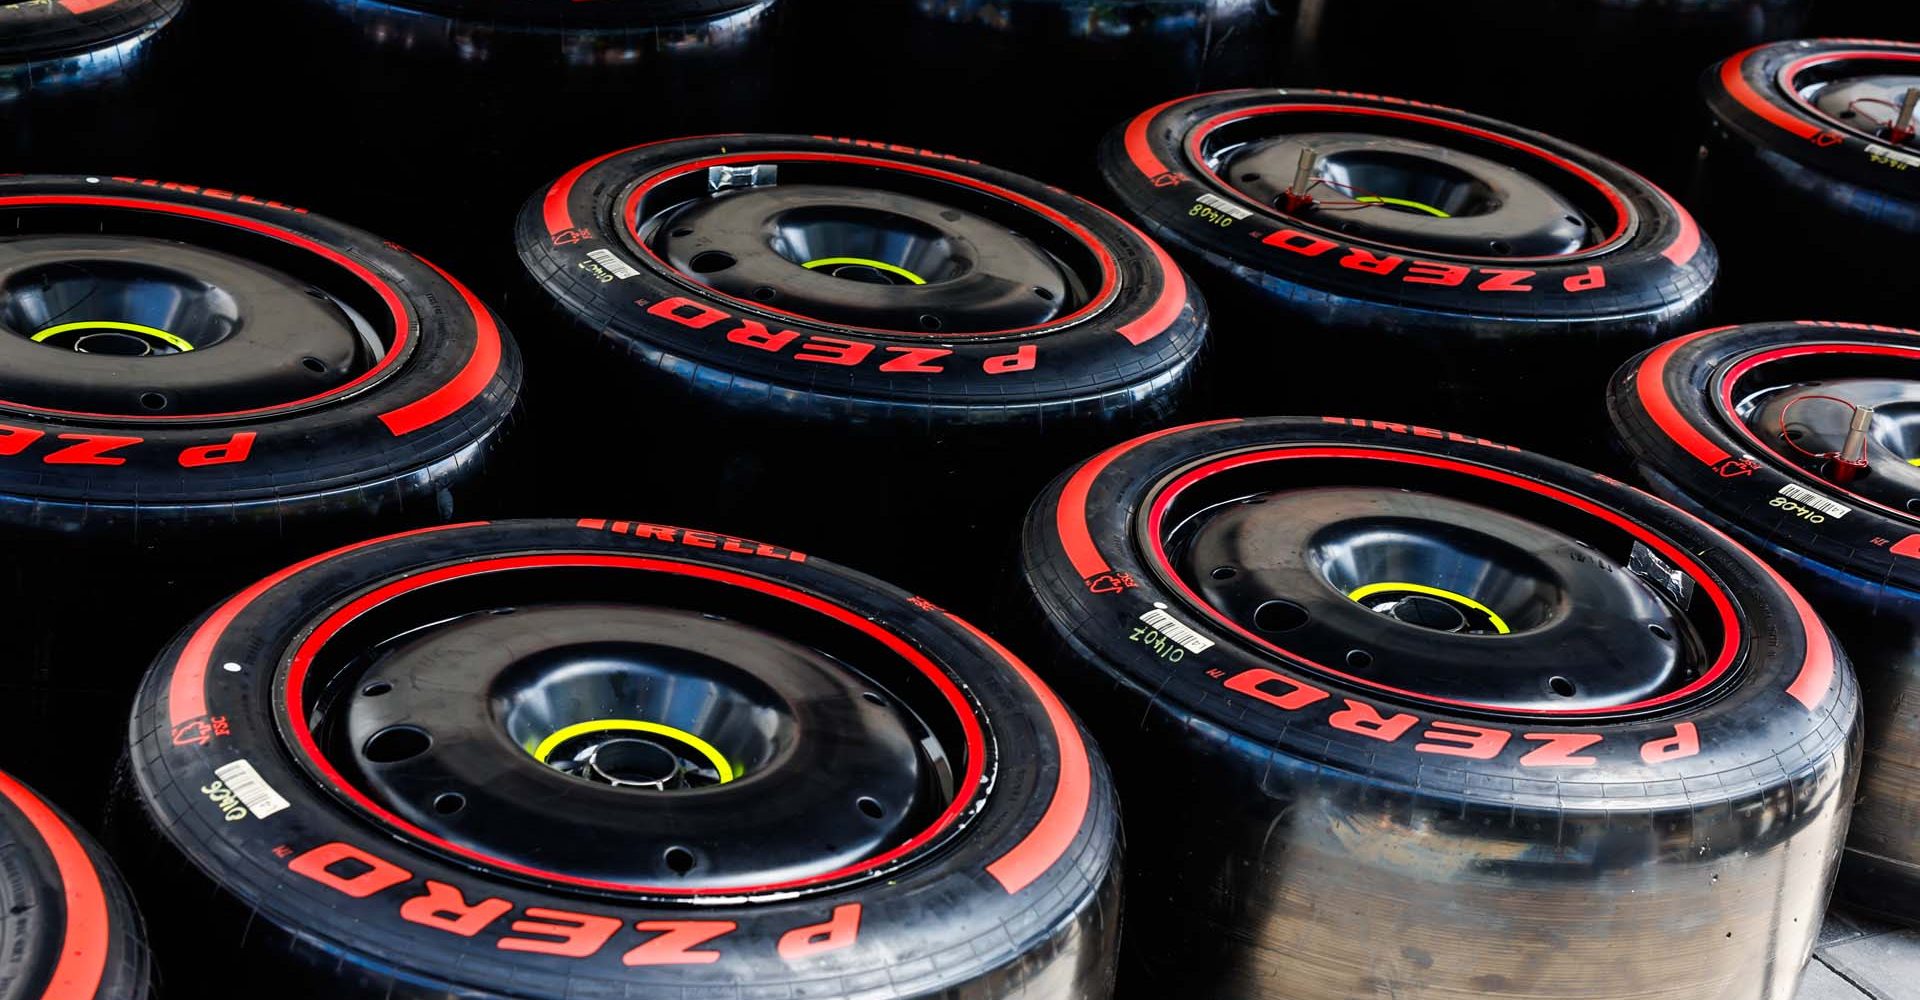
left=1018, top=416, right=1859, bottom=1000
left=0, top=0, right=187, bottom=175
left=1696, top=39, right=1920, bottom=324
left=1609, top=320, right=1920, bottom=926
left=0, top=175, right=522, bottom=817
left=1291, top=0, right=1811, bottom=184
left=203, top=0, right=782, bottom=272
left=784, top=0, right=1292, bottom=186
left=0, top=770, right=149, bottom=1000
left=1100, top=90, right=1715, bottom=467
left=124, top=517, right=1122, bottom=1000
left=514, top=134, right=1206, bottom=601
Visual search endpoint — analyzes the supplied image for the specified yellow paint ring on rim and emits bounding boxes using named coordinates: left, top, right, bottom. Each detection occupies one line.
left=1353, top=195, right=1452, bottom=218
left=32, top=321, right=196, bottom=353
left=531, top=719, right=736, bottom=783
left=800, top=257, right=928, bottom=285
left=1347, top=581, right=1511, bottom=634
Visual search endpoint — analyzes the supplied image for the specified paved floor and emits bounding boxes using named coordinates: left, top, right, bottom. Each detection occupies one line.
left=1804, top=908, right=1920, bottom=999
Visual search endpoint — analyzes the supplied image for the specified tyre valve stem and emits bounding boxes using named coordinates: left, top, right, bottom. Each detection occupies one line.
left=1282, top=148, right=1319, bottom=214
left=1892, top=88, right=1919, bottom=144
left=1833, top=404, right=1875, bottom=484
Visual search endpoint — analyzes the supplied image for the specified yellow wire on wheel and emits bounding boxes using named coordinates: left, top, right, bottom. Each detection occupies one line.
left=800, top=257, right=928, bottom=285
left=1347, top=582, right=1511, bottom=634
left=32, top=321, right=196, bottom=353
left=1353, top=196, right=1452, bottom=218
left=531, top=720, right=736, bottom=783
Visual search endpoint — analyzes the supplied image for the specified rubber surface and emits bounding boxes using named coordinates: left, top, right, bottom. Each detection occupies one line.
left=0, top=770, right=148, bottom=1000
left=1608, top=320, right=1920, bottom=925
left=511, top=134, right=1205, bottom=595
left=1695, top=38, right=1920, bottom=323
left=127, top=518, right=1122, bottom=1000
left=1100, top=90, right=1715, bottom=460
left=1019, top=415, right=1858, bottom=999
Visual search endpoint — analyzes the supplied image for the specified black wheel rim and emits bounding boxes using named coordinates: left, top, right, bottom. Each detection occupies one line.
left=1136, top=447, right=1738, bottom=720
left=0, top=198, right=403, bottom=420
left=283, top=555, right=988, bottom=900
left=1187, top=105, right=1634, bottom=262
left=1785, top=49, right=1920, bottom=150
left=620, top=153, right=1113, bottom=337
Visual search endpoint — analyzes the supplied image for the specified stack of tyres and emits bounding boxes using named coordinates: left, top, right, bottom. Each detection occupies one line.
left=0, top=175, right=522, bottom=815
left=784, top=0, right=1293, bottom=188
left=1609, top=321, right=1920, bottom=926
left=512, top=134, right=1207, bottom=604
left=0, top=0, right=187, bottom=175
left=122, top=518, right=1122, bottom=1000
left=1696, top=39, right=1920, bottom=324
left=1293, top=0, right=1812, bottom=185
left=1100, top=90, right=1715, bottom=466
left=1017, top=416, right=1859, bottom=999
left=195, top=0, right=784, bottom=276
left=0, top=769, right=148, bottom=1000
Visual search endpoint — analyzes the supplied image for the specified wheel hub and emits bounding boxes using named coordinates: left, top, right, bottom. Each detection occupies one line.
left=649, top=182, right=1073, bottom=333
left=326, top=602, right=959, bottom=891
left=1223, top=133, right=1593, bottom=257
left=1167, top=486, right=1693, bottom=714
left=0, top=235, right=379, bottom=415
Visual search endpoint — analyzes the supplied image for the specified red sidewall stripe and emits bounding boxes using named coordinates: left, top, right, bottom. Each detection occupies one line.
left=1140, top=447, right=1746, bottom=718
left=0, top=195, right=414, bottom=423
left=1055, top=419, right=1242, bottom=581
left=376, top=255, right=503, bottom=436
left=1721, top=45, right=1822, bottom=140
left=946, top=615, right=1093, bottom=894
left=0, top=771, right=108, bottom=1000
left=167, top=522, right=486, bottom=729
left=57, top=0, right=120, bottom=13
left=1635, top=327, right=1740, bottom=468
left=277, top=554, right=988, bottom=898
left=620, top=152, right=1122, bottom=341
left=1108, top=210, right=1188, bottom=346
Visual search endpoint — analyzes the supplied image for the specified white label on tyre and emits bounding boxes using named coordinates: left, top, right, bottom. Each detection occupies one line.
left=1868, top=144, right=1920, bottom=170
left=1196, top=193, right=1252, bottom=220
left=214, top=759, right=290, bottom=820
left=1778, top=484, right=1850, bottom=519
left=1139, top=604, right=1215, bottom=655
left=585, top=248, right=639, bottom=280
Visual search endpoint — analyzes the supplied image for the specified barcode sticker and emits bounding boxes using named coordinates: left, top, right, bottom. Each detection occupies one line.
left=214, top=759, right=290, bottom=820
left=1196, top=193, right=1252, bottom=220
left=585, top=248, right=639, bottom=280
left=1139, top=604, right=1215, bottom=655
left=1778, top=484, right=1851, bottom=519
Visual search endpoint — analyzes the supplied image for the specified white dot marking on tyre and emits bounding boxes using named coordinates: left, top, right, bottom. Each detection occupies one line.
left=222, top=662, right=243, bottom=673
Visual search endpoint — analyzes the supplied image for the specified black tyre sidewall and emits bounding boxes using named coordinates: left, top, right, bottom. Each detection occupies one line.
left=130, top=519, right=1120, bottom=999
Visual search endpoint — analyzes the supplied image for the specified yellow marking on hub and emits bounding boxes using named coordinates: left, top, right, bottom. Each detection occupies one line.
left=801, top=257, right=928, bottom=285
left=1347, top=582, right=1511, bottom=634
left=1907, top=457, right=1920, bottom=467
left=1354, top=196, right=1452, bottom=218
left=32, top=321, right=195, bottom=352
left=531, top=719, right=736, bottom=783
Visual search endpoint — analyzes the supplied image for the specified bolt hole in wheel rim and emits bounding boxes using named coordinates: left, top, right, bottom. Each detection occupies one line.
left=1189, top=108, right=1635, bottom=262
left=1720, top=341, right=1920, bottom=521
left=0, top=202, right=400, bottom=418
left=1137, top=449, right=1742, bottom=718
left=621, top=154, right=1116, bottom=336
left=1784, top=49, right=1920, bottom=147
left=285, top=560, right=987, bottom=897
